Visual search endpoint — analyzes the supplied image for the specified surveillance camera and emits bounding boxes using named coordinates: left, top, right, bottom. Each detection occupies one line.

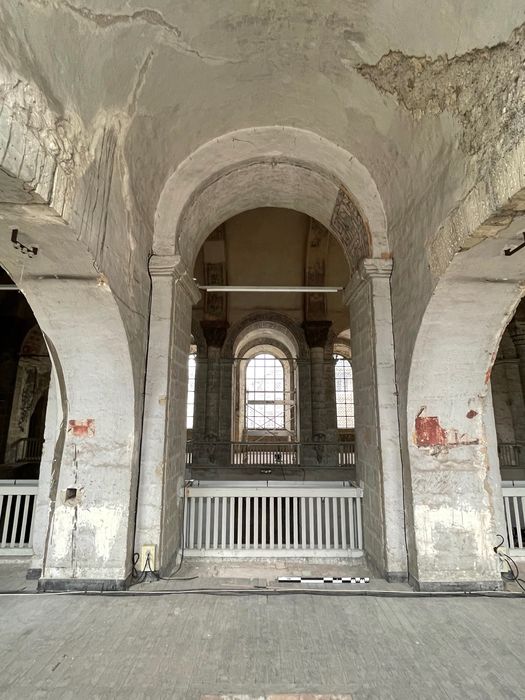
left=11, top=228, right=39, bottom=258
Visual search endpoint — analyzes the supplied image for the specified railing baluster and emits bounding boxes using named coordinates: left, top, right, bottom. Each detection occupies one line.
left=245, top=497, right=251, bottom=549
left=513, top=497, right=523, bottom=549
left=277, top=496, right=283, bottom=549
left=188, top=497, right=195, bottom=549
left=204, top=498, right=211, bottom=550
left=236, top=497, right=243, bottom=549
left=340, top=497, right=347, bottom=549
left=332, top=498, right=339, bottom=549
left=19, top=495, right=30, bottom=547
left=229, top=496, right=235, bottom=548
left=253, top=496, right=259, bottom=549
left=285, top=497, right=291, bottom=549
left=348, top=497, right=355, bottom=549
left=308, top=497, right=314, bottom=549
left=261, top=496, right=267, bottom=549
left=196, top=497, right=203, bottom=549
left=212, top=497, right=219, bottom=549
left=356, top=494, right=363, bottom=550
left=504, top=494, right=514, bottom=547
left=269, top=496, right=275, bottom=549
left=292, top=496, right=298, bottom=549
left=300, top=497, right=306, bottom=549
left=316, top=497, right=322, bottom=548
left=324, top=497, right=331, bottom=549
left=220, top=496, right=227, bottom=549
left=1, top=494, right=12, bottom=546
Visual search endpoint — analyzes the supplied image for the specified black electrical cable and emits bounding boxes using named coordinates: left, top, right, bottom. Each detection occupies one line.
left=131, top=487, right=194, bottom=583
left=495, top=534, right=525, bottom=593
left=130, top=552, right=150, bottom=585
left=1, top=587, right=524, bottom=598
left=154, top=481, right=190, bottom=580
left=142, top=551, right=197, bottom=582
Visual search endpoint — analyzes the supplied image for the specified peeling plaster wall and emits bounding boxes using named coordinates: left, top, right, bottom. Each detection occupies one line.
left=356, top=21, right=525, bottom=442
left=406, top=214, right=525, bottom=587
left=1, top=1, right=524, bottom=583
left=2, top=1, right=523, bottom=405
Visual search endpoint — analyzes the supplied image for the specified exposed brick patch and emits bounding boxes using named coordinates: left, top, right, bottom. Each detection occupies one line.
left=68, top=418, right=95, bottom=437
left=415, top=410, right=478, bottom=448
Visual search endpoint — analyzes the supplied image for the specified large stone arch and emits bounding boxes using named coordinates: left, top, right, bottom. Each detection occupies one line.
left=154, top=126, right=389, bottom=273
left=406, top=186, right=525, bottom=590
left=138, top=126, right=407, bottom=580
left=223, top=312, right=308, bottom=361
left=0, top=76, right=139, bottom=589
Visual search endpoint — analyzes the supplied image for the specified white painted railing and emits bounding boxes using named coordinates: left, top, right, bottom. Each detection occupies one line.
left=184, top=480, right=363, bottom=557
left=0, top=480, right=38, bottom=555
left=338, top=442, right=355, bottom=466
left=15, top=437, right=44, bottom=463
left=186, top=441, right=357, bottom=468
left=231, top=442, right=299, bottom=465
left=502, top=483, right=525, bottom=553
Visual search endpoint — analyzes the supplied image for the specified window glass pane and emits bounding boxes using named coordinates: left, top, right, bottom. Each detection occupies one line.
left=245, top=353, right=285, bottom=430
left=334, top=354, right=354, bottom=429
left=187, top=353, right=196, bottom=429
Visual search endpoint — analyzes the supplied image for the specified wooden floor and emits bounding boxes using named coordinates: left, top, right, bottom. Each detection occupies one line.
left=0, top=563, right=524, bottom=699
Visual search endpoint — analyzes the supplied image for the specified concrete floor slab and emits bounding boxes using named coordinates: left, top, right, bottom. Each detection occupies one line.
left=0, top=562, right=524, bottom=699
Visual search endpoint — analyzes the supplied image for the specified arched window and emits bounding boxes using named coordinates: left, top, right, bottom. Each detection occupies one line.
left=334, top=354, right=354, bottom=429
left=186, top=352, right=196, bottom=429
left=245, top=353, right=285, bottom=430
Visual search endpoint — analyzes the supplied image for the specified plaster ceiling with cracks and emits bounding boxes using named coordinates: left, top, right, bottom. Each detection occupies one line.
left=0, top=0, right=523, bottom=240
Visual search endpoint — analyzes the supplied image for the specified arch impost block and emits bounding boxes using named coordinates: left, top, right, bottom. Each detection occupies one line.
left=148, top=254, right=183, bottom=277
left=149, top=254, right=200, bottom=303
left=343, top=257, right=392, bottom=304
left=177, top=271, right=201, bottom=305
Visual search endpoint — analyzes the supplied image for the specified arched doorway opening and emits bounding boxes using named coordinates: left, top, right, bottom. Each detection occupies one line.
left=0, top=213, right=137, bottom=588
left=136, top=127, right=406, bottom=579
left=406, top=189, right=525, bottom=590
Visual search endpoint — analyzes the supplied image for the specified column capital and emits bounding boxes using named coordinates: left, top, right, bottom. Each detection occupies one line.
left=148, top=254, right=200, bottom=304
left=302, top=320, right=332, bottom=348
left=148, top=254, right=184, bottom=277
left=200, top=319, right=229, bottom=349
left=343, top=257, right=393, bottom=304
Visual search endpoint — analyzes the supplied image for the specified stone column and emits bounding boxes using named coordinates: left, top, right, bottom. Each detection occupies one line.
left=324, top=353, right=339, bottom=445
left=218, top=356, right=234, bottom=459
left=135, top=255, right=200, bottom=571
left=344, top=258, right=407, bottom=581
left=508, top=322, right=525, bottom=446
left=200, top=320, right=229, bottom=466
left=303, top=321, right=331, bottom=465
left=491, top=353, right=518, bottom=444
left=509, top=320, right=525, bottom=397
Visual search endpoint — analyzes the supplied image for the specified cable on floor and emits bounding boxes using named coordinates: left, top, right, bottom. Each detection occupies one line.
left=494, top=534, right=525, bottom=593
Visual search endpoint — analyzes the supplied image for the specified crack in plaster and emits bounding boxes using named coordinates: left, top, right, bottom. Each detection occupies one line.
left=128, top=51, right=154, bottom=118
left=64, top=3, right=240, bottom=66
left=356, top=23, right=525, bottom=165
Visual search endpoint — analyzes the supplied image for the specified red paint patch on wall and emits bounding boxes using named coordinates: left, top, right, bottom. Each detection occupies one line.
left=414, top=411, right=479, bottom=448
left=415, top=415, right=447, bottom=447
left=466, top=410, right=478, bottom=419
left=68, top=419, right=95, bottom=437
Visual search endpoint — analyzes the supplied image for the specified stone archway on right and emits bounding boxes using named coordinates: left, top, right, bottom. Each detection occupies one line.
left=406, top=188, right=525, bottom=591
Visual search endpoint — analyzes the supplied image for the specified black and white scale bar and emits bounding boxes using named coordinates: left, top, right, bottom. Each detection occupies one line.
left=278, top=576, right=370, bottom=584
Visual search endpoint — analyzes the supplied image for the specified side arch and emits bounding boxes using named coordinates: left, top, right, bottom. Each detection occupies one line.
left=0, top=189, right=137, bottom=588
left=406, top=188, right=525, bottom=590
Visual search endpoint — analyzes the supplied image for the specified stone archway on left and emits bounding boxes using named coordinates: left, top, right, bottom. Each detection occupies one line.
left=0, top=85, right=141, bottom=591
